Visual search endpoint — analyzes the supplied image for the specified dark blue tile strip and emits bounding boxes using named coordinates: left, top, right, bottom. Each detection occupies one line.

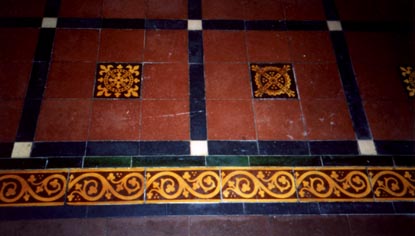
left=309, top=141, right=359, bottom=155
left=102, top=18, right=145, bottom=29
left=188, top=31, right=204, bottom=63
left=139, top=141, right=190, bottom=155
left=375, top=141, right=415, bottom=155
left=0, top=143, right=13, bottom=157
left=321, top=0, right=339, bottom=20
left=34, top=29, right=56, bottom=62
left=319, top=202, right=395, bottom=214
left=87, top=205, right=167, bottom=217
left=188, top=0, right=202, bottom=19
left=167, top=203, right=244, bottom=215
left=44, top=0, right=61, bottom=17
left=86, top=141, right=140, bottom=156
left=245, top=20, right=287, bottom=31
left=258, top=141, right=309, bottom=155
left=190, top=99, right=207, bottom=140
left=31, top=142, right=86, bottom=157
left=145, top=19, right=187, bottom=30
left=208, top=141, right=258, bottom=155
left=322, top=155, right=394, bottom=166
left=0, top=206, right=87, bottom=220
left=0, top=158, right=47, bottom=169
left=0, top=18, right=41, bottom=27
left=342, top=21, right=413, bottom=32
left=286, top=21, right=327, bottom=31
left=393, top=202, right=415, bottom=214
left=244, top=203, right=320, bottom=215
left=15, top=100, right=42, bottom=142
left=393, top=156, right=415, bottom=167
left=58, top=18, right=102, bottom=28
left=189, top=64, right=205, bottom=98
left=25, top=62, right=50, bottom=99
left=203, top=20, right=245, bottom=30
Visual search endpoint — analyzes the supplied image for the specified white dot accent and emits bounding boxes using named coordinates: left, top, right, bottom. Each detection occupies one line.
left=327, top=20, right=342, bottom=31
left=190, top=140, right=208, bottom=156
left=41, top=17, right=58, bottom=28
left=358, top=140, right=377, bottom=155
left=11, top=142, right=32, bottom=158
left=188, top=20, right=202, bottom=31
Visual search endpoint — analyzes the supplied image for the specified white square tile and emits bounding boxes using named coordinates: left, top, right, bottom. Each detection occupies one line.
left=358, top=140, right=377, bottom=155
left=11, top=142, right=32, bottom=158
left=41, top=17, right=58, bottom=28
left=188, top=20, right=202, bottom=30
left=327, top=20, right=342, bottom=31
left=190, top=140, right=208, bottom=156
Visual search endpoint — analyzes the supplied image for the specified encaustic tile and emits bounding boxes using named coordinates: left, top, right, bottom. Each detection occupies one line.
left=369, top=168, right=415, bottom=201
left=400, top=66, right=415, bottom=97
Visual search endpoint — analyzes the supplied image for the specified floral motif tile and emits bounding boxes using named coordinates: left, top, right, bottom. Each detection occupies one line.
left=94, top=63, right=142, bottom=99
left=369, top=168, right=415, bottom=200
left=400, top=66, right=415, bottom=97
left=250, top=63, right=298, bottom=99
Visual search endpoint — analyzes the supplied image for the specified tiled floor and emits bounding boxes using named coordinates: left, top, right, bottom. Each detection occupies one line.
left=0, top=0, right=414, bottom=233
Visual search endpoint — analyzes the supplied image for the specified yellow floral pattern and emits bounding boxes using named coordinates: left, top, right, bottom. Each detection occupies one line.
left=400, top=66, right=415, bottom=97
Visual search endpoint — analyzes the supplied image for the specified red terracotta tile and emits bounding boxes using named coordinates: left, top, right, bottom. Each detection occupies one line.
left=202, top=0, right=245, bottom=19
left=246, top=31, right=291, bottom=62
left=205, top=63, right=251, bottom=99
left=45, top=62, right=95, bottom=99
left=35, top=100, right=91, bottom=141
left=203, top=31, right=247, bottom=62
left=207, top=100, right=256, bottom=140
left=140, top=100, right=189, bottom=140
left=0, top=0, right=46, bottom=17
left=0, top=28, right=39, bottom=61
left=146, top=0, right=187, bottom=19
left=282, top=0, right=325, bottom=20
left=102, top=0, right=145, bottom=18
left=244, top=0, right=284, bottom=20
left=295, top=63, right=344, bottom=100
left=144, top=30, right=188, bottom=62
left=89, top=100, right=140, bottom=141
left=52, top=29, right=99, bottom=62
left=364, top=101, right=415, bottom=140
left=0, top=101, right=23, bottom=142
left=0, top=62, right=31, bottom=99
left=142, top=63, right=188, bottom=99
left=288, top=32, right=336, bottom=63
left=302, top=99, right=355, bottom=140
left=99, top=29, right=144, bottom=62
left=60, top=0, right=103, bottom=17
left=254, top=100, right=306, bottom=140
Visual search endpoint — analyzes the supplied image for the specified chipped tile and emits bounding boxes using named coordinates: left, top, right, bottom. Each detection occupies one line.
left=369, top=168, right=415, bottom=200
left=399, top=66, right=415, bottom=97
left=11, top=142, right=32, bottom=158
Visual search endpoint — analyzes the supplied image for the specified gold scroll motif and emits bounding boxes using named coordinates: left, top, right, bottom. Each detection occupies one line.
left=400, top=66, right=415, bottom=97
left=369, top=168, right=415, bottom=200
left=95, top=63, right=141, bottom=98
left=295, top=168, right=372, bottom=201
left=0, top=171, right=67, bottom=206
left=67, top=169, right=145, bottom=205
left=146, top=168, right=221, bottom=202
left=221, top=168, right=296, bottom=202
left=251, top=64, right=297, bottom=98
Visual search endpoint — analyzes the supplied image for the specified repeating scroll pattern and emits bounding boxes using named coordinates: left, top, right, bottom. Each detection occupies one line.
left=0, top=171, right=67, bottom=206
left=67, top=169, right=145, bottom=205
left=146, top=169, right=221, bottom=202
left=369, top=168, right=415, bottom=200
left=221, top=168, right=296, bottom=202
left=400, top=66, right=415, bottom=97
left=295, top=168, right=372, bottom=201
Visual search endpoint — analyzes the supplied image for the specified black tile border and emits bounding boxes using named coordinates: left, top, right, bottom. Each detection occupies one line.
left=0, top=158, right=47, bottom=169
left=0, top=17, right=41, bottom=27
left=188, top=0, right=202, bottom=19
left=31, top=142, right=86, bottom=157
left=319, top=202, right=395, bottom=214
left=86, top=141, right=140, bottom=156
left=58, top=18, right=102, bottom=28
left=208, top=141, right=259, bottom=155
left=245, top=20, right=286, bottom=31
left=132, top=156, right=205, bottom=167
left=375, top=141, right=415, bottom=155
left=202, top=20, right=245, bottom=30
left=139, top=141, right=190, bottom=155
left=258, top=141, right=309, bottom=155
left=286, top=20, right=327, bottom=31
left=321, top=155, right=394, bottom=166
left=46, top=156, right=83, bottom=168
left=0, top=143, right=13, bottom=158
left=309, top=141, right=359, bottom=155
left=145, top=19, right=187, bottom=29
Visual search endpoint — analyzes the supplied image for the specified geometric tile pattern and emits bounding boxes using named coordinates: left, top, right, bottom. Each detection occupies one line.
left=1, top=167, right=414, bottom=206
left=400, top=66, right=415, bottom=97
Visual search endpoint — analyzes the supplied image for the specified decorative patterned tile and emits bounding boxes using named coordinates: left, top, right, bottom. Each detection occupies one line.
left=221, top=168, right=297, bottom=202
left=369, top=168, right=415, bottom=201
left=145, top=168, right=221, bottom=203
left=295, top=168, right=373, bottom=201
left=67, top=168, right=145, bottom=205
left=400, top=66, right=415, bottom=97
left=94, top=63, right=142, bottom=99
left=0, top=170, right=68, bottom=206
left=250, top=63, right=298, bottom=99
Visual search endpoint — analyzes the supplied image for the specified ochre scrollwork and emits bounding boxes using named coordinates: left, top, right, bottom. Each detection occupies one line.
left=400, top=66, right=415, bottom=97
left=221, top=169, right=296, bottom=202
left=369, top=169, right=415, bottom=200
left=67, top=170, right=145, bottom=205
left=0, top=171, right=67, bottom=206
left=295, top=169, right=372, bottom=201
left=146, top=169, right=221, bottom=202
left=95, top=63, right=141, bottom=98
left=251, top=64, right=297, bottom=98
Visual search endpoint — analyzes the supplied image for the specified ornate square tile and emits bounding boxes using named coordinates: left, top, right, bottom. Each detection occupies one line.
left=400, top=66, right=415, bottom=97
left=250, top=63, right=298, bottom=99
left=369, top=168, right=415, bottom=201
left=94, top=63, right=142, bottom=99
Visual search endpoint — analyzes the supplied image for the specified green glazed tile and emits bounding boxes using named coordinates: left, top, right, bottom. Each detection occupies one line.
left=249, top=156, right=322, bottom=166
left=83, top=156, right=131, bottom=168
left=132, top=156, right=205, bottom=167
left=206, top=156, right=249, bottom=166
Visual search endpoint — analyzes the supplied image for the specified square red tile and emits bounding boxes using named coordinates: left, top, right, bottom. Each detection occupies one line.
left=0, top=28, right=38, bottom=61
left=202, top=0, right=245, bottom=19
left=45, top=62, right=95, bottom=98
left=141, top=63, right=188, bottom=99
left=288, top=32, right=336, bottom=63
left=254, top=100, right=306, bottom=140
left=99, top=29, right=144, bottom=62
left=89, top=100, right=140, bottom=141
left=282, top=0, right=325, bottom=20
left=203, top=31, right=247, bottom=62
left=0, top=0, right=46, bottom=17
left=205, top=63, right=251, bottom=99
left=52, top=29, right=99, bottom=62
left=140, top=100, right=189, bottom=140
left=146, top=0, right=187, bottom=19
left=244, top=0, right=284, bottom=20
left=207, top=100, right=256, bottom=140
left=60, top=0, right=103, bottom=17
left=102, top=0, right=145, bottom=18
left=144, top=30, right=188, bottom=62
left=246, top=31, right=291, bottom=62
left=35, top=100, right=91, bottom=141
left=301, top=99, right=355, bottom=140
left=0, top=62, right=31, bottom=99
left=0, top=101, right=23, bottom=142
left=295, top=63, right=344, bottom=100
left=364, top=101, right=415, bottom=140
